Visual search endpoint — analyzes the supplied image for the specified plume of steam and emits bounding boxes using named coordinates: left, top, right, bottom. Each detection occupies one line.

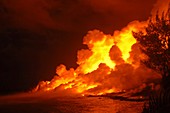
left=32, top=0, right=170, bottom=96
left=33, top=21, right=161, bottom=96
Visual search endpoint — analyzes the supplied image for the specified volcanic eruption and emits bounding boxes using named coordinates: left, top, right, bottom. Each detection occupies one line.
left=32, top=0, right=169, bottom=97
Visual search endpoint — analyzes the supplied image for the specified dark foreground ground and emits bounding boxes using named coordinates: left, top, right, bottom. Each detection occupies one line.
left=0, top=92, right=144, bottom=113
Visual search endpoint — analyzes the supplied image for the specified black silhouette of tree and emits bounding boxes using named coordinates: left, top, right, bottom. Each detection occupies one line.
left=133, top=7, right=170, bottom=89
left=134, top=6, right=170, bottom=113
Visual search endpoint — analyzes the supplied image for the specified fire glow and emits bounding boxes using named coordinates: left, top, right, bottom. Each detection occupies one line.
left=33, top=20, right=161, bottom=96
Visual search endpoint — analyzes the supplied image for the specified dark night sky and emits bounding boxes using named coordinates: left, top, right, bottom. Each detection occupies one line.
left=0, top=0, right=157, bottom=94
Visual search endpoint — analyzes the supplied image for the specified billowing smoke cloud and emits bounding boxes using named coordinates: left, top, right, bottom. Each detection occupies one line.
left=31, top=0, right=170, bottom=96
left=32, top=20, right=161, bottom=96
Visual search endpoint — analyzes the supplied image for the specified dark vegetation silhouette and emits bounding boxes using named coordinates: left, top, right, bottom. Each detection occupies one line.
left=133, top=5, right=170, bottom=113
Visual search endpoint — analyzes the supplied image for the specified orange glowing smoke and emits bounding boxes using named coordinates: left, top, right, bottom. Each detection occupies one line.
left=33, top=20, right=161, bottom=96
left=32, top=0, right=169, bottom=96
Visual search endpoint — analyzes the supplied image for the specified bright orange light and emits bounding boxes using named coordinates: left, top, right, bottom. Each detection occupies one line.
left=32, top=20, right=161, bottom=96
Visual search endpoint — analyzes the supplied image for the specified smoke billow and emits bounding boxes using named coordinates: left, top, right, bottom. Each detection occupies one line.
left=33, top=20, right=161, bottom=96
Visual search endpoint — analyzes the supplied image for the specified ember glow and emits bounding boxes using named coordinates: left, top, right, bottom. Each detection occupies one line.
left=33, top=20, right=161, bottom=96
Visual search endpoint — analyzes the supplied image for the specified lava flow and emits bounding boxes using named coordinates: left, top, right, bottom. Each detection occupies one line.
left=32, top=20, right=161, bottom=96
